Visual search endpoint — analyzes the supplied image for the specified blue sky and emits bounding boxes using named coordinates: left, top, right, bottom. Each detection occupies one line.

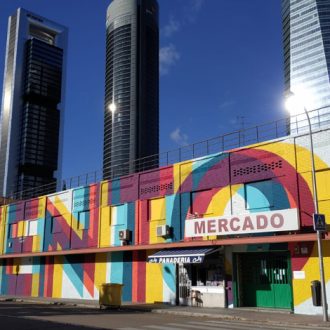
left=0, top=0, right=284, bottom=180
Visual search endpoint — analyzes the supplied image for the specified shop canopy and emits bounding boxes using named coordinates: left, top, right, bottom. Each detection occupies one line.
left=147, top=247, right=218, bottom=264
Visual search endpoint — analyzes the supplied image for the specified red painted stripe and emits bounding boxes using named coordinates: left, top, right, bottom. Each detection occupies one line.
left=132, top=250, right=138, bottom=302
left=134, top=202, right=139, bottom=244
left=136, top=250, right=146, bottom=302
left=140, top=200, right=149, bottom=244
left=84, top=254, right=95, bottom=297
left=44, top=257, right=54, bottom=297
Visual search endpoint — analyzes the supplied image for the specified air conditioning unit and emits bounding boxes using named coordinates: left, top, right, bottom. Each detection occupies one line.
left=156, top=225, right=171, bottom=237
left=118, top=229, right=131, bottom=241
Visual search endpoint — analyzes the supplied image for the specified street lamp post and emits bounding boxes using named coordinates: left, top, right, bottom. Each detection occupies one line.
left=286, top=92, right=328, bottom=322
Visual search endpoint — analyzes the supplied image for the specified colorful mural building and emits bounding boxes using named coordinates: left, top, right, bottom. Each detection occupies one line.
left=0, top=128, right=329, bottom=315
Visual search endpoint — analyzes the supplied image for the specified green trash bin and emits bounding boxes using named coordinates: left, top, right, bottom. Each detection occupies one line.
left=99, top=283, right=124, bottom=308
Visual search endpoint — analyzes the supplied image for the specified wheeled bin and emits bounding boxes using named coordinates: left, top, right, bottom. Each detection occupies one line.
left=99, top=283, right=123, bottom=309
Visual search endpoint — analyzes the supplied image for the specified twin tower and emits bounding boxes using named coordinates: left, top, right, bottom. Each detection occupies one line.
left=0, top=0, right=159, bottom=199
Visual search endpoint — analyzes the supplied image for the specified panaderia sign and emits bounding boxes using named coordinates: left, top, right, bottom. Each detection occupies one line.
left=185, top=208, right=299, bottom=238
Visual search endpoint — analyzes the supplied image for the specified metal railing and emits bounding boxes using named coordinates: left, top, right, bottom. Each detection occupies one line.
left=3, top=106, right=330, bottom=203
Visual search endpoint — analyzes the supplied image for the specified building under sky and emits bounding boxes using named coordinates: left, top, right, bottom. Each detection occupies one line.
left=283, top=0, right=330, bottom=131
left=103, top=0, right=159, bottom=179
left=0, top=8, right=67, bottom=198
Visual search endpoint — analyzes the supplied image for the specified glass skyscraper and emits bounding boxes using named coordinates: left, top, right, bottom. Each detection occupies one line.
left=283, top=0, right=330, bottom=132
left=103, top=0, right=159, bottom=179
left=0, top=8, right=67, bottom=198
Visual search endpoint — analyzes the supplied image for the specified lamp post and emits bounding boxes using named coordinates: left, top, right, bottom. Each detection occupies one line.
left=285, top=92, right=328, bottom=322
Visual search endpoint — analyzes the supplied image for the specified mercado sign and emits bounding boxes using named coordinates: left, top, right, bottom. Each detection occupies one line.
left=185, top=208, right=299, bottom=238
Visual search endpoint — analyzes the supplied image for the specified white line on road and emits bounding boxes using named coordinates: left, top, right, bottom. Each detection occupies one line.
left=167, top=322, right=220, bottom=329
left=143, top=325, right=187, bottom=330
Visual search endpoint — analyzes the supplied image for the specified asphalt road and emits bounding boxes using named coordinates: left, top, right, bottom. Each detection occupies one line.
left=0, top=302, right=327, bottom=330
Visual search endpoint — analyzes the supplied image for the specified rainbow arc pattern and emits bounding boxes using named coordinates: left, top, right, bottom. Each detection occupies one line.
left=0, top=131, right=329, bottom=313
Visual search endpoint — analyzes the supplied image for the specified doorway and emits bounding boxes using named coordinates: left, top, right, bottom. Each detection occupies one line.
left=235, top=252, right=293, bottom=309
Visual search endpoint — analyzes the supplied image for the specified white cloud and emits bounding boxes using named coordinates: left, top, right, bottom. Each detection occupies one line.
left=162, top=16, right=180, bottom=37
left=191, top=0, right=204, bottom=13
left=170, top=127, right=189, bottom=146
left=219, top=100, right=236, bottom=110
left=183, top=0, right=205, bottom=23
left=160, top=44, right=180, bottom=75
left=161, top=0, right=204, bottom=38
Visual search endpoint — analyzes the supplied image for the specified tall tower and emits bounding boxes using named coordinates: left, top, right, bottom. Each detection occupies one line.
left=283, top=0, right=330, bottom=132
left=0, top=8, right=67, bottom=198
left=103, top=0, right=159, bottom=179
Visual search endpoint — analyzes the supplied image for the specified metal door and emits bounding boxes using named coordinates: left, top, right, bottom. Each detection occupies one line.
left=178, top=264, right=191, bottom=305
left=237, top=252, right=292, bottom=309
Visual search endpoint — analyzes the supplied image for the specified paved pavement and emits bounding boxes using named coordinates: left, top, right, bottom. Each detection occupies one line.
left=0, top=295, right=329, bottom=329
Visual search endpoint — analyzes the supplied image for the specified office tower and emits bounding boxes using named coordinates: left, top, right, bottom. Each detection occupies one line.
left=103, top=0, right=159, bottom=179
left=283, top=0, right=330, bottom=133
left=0, top=8, right=67, bottom=198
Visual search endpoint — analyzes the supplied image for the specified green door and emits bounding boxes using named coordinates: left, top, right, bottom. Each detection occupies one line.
left=238, top=252, right=292, bottom=309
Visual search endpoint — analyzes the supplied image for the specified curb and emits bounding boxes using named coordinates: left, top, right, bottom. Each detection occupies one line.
left=151, top=308, right=329, bottom=329
left=1, top=297, right=329, bottom=329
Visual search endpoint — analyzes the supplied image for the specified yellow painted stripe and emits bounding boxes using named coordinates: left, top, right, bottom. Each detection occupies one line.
left=204, top=186, right=231, bottom=240
left=95, top=253, right=107, bottom=291
left=99, top=207, right=111, bottom=247
left=17, top=221, right=24, bottom=237
left=52, top=256, right=63, bottom=298
left=32, top=236, right=40, bottom=252
left=100, top=181, right=109, bottom=207
left=37, top=197, right=46, bottom=218
left=293, top=241, right=330, bottom=306
left=146, top=260, right=163, bottom=303
left=173, top=163, right=181, bottom=194
left=31, top=273, right=40, bottom=297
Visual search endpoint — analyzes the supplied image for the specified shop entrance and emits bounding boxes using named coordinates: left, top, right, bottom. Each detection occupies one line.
left=178, top=253, right=225, bottom=307
left=235, top=252, right=293, bottom=309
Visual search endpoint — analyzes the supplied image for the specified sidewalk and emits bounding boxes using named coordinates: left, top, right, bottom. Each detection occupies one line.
left=0, top=295, right=329, bottom=328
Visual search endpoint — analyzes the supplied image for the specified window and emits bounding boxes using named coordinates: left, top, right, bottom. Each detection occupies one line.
left=27, top=220, right=38, bottom=236
left=191, top=190, right=214, bottom=216
left=51, top=216, right=63, bottom=234
left=245, top=180, right=274, bottom=211
left=111, top=204, right=127, bottom=226
left=78, top=210, right=90, bottom=230
left=9, top=223, right=18, bottom=238
left=148, top=197, right=165, bottom=222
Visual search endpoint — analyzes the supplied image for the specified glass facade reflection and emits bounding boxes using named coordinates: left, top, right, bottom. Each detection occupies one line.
left=0, top=9, right=67, bottom=197
left=103, top=0, right=159, bottom=179
left=283, top=0, right=330, bottom=133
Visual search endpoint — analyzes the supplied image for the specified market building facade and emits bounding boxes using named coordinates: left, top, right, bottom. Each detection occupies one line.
left=0, top=128, right=329, bottom=315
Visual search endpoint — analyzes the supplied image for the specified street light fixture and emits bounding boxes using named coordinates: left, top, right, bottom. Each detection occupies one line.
left=285, top=91, right=328, bottom=322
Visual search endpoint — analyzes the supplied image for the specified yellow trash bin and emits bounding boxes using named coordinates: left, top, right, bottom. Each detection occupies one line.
left=99, top=283, right=124, bottom=308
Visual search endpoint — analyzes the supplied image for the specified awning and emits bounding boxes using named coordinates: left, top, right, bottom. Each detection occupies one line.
left=147, top=247, right=218, bottom=264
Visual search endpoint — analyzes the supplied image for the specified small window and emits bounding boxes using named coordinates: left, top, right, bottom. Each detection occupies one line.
left=27, top=220, right=38, bottom=236
left=245, top=180, right=274, bottom=211
left=191, top=190, right=214, bottom=216
left=51, top=216, right=63, bottom=234
left=148, top=197, right=165, bottom=222
left=78, top=210, right=90, bottom=230
left=111, top=204, right=127, bottom=226
left=9, top=223, right=18, bottom=238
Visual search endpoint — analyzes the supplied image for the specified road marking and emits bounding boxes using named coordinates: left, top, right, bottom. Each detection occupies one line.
left=143, top=325, right=187, bottom=330
left=205, top=319, right=325, bottom=330
left=167, top=322, right=220, bottom=329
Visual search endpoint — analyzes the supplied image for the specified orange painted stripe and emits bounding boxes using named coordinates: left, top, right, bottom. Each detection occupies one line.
left=84, top=271, right=94, bottom=297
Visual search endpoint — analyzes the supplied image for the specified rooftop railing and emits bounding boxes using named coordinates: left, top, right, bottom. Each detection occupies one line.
left=4, top=106, right=330, bottom=203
